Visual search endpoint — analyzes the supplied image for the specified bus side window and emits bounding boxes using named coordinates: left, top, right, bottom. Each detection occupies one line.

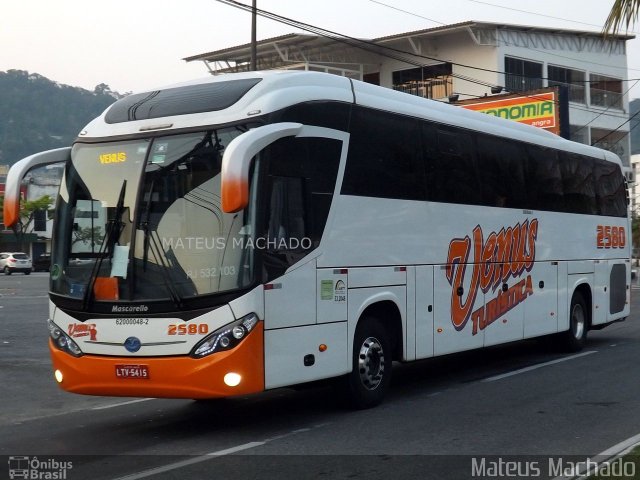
left=526, top=146, right=564, bottom=212
left=559, top=152, right=597, bottom=215
left=594, top=159, right=627, bottom=217
left=267, top=176, right=306, bottom=248
left=341, top=107, right=425, bottom=201
left=476, top=135, right=527, bottom=209
left=426, top=126, right=481, bottom=206
left=265, top=136, right=341, bottom=249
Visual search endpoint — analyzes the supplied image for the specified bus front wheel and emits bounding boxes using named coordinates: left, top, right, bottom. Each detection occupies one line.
left=345, top=317, right=392, bottom=409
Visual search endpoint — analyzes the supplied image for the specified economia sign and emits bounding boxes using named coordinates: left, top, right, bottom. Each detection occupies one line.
left=461, top=92, right=558, bottom=132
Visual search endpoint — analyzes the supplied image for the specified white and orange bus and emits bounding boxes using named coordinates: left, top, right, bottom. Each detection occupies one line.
left=4, top=71, right=630, bottom=408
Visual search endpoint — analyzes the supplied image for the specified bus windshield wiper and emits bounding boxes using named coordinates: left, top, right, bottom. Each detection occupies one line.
left=82, top=180, right=127, bottom=309
left=145, top=229, right=184, bottom=309
left=140, top=179, right=155, bottom=271
left=137, top=179, right=184, bottom=309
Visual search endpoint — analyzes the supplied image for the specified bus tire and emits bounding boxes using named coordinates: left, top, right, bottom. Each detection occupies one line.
left=559, top=292, right=588, bottom=352
left=345, top=317, right=392, bottom=409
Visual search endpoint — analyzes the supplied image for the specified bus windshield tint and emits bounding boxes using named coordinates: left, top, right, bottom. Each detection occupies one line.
left=51, top=126, right=256, bottom=305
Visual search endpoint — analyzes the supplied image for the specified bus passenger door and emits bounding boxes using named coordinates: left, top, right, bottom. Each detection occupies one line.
left=415, top=266, right=434, bottom=359
left=523, top=262, right=558, bottom=338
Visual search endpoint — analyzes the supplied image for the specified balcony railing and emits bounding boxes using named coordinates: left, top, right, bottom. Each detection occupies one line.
left=505, top=74, right=543, bottom=93
left=393, top=76, right=453, bottom=100
left=590, top=88, right=623, bottom=110
left=548, top=81, right=586, bottom=104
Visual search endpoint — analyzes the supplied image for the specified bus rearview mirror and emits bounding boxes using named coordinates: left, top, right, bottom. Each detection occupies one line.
left=221, top=122, right=303, bottom=213
left=3, top=148, right=71, bottom=228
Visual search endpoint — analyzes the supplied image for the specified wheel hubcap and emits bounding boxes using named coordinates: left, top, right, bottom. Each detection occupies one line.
left=358, top=336, right=385, bottom=391
left=571, top=303, right=585, bottom=340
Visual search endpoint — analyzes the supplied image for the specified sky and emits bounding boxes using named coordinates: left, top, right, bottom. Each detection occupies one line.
left=1, top=0, right=639, bottom=97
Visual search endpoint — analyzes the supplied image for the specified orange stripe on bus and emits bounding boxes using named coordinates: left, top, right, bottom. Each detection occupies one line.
left=221, top=176, right=249, bottom=213
left=3, top=196, right=19, bottom=228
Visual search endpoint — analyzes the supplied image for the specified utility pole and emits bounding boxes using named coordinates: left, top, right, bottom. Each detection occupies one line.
left=251, top=0, right=257, bottom=71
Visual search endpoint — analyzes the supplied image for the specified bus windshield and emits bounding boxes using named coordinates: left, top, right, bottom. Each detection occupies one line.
left=51, top=126, right=257, bottom=306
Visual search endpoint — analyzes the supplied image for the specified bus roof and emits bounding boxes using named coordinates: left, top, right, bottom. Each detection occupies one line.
left=80, top=70, right=621, bottom=167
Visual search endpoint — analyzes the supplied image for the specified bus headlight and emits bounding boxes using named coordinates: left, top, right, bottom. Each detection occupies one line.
left=48, top=319, right=83, bottom=357
left=191, top=313, right=259, bottom=358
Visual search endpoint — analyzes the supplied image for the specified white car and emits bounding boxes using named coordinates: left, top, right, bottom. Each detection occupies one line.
left=0, top=252, right=32, bottom=275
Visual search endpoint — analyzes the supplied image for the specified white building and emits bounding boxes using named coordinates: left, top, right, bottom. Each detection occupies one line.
left=185, top=21, right=634, bottom=165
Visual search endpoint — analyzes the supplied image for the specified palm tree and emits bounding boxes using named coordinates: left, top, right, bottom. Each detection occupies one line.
left=604, top=0, right=640, bottom=34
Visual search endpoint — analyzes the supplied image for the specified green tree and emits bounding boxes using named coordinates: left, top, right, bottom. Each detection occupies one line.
left=72, top=225, right=105, bottom=250
left=13, top=195, right=54, bottom=251
left=604, top=0, right=640, bottom=34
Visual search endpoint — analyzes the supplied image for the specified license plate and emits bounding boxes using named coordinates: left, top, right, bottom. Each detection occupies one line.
left=115, top=364, right=150, bottom=379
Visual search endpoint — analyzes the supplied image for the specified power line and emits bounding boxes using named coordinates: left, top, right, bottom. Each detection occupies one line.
left=216, top=0, right=503, bottom=77
left=366, top=0, right=640, bottom=82
left=216, top=0, right=635, bottom=85
left=359, top=0, right=636, bottom=150
left=573, top=79, right=640, bottom=135
left=367, top=0, right=445, bottom=25
left=591, top=108, right=640, bottom=146
left=215, top=0, right=634, bottom=142
left=466, top=0, right=640, bottom=35
left=214, top=0, right=634, bottom=124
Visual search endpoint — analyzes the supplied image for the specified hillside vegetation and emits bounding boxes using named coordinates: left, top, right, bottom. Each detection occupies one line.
left=0, top=70, right=119, bottom=165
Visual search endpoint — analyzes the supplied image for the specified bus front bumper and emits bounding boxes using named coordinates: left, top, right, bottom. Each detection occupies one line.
left=49, top=323, right=265, bottom=399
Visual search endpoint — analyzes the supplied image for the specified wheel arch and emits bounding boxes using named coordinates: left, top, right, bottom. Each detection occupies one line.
left=355, top=300, right=403, bottom=362
left=571, top=282, right=593, bottom=330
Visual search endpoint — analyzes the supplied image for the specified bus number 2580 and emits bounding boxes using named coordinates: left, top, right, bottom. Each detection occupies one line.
left=596, top=225, right=626, bottom=249
left=168, top=324, right=209, bottom=335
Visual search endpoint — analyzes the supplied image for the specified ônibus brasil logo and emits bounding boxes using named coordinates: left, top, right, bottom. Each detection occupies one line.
left=445, top=219, right=539, bottom=335
left=8, top=456, right=73, bottom=479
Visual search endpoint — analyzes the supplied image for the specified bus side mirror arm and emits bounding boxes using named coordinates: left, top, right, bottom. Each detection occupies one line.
left=221, top=122, right=303, bottom=213
left=3, top=147, right=71, bottom=228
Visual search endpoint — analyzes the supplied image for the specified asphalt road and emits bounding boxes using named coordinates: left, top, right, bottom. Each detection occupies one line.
left=1, top=273, right=640, bottom=480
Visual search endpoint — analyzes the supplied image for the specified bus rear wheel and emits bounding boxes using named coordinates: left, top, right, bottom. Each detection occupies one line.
left=344, top=317, right=392, bottom=409
left=559, top=292, right=588, bottom=352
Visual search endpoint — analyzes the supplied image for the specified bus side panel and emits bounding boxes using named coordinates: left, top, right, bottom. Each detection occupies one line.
left=316, top=268, right=348, bottom=324
left=263, top=322, right=348, bottom=389
left=264, top=259, right=317, bottom=329
left=483, top=262, right=524, bottom=347
left=557, top=262, right=569, bottom=333
left=406, top=266, right=417, bottom=362
left=593, top=261, right=610, bottom=326
left=523, top=262, right=558, bottom=338
left=415, top=266, right=434, bottom=360
left=434, top=265, right=485, bottom=356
